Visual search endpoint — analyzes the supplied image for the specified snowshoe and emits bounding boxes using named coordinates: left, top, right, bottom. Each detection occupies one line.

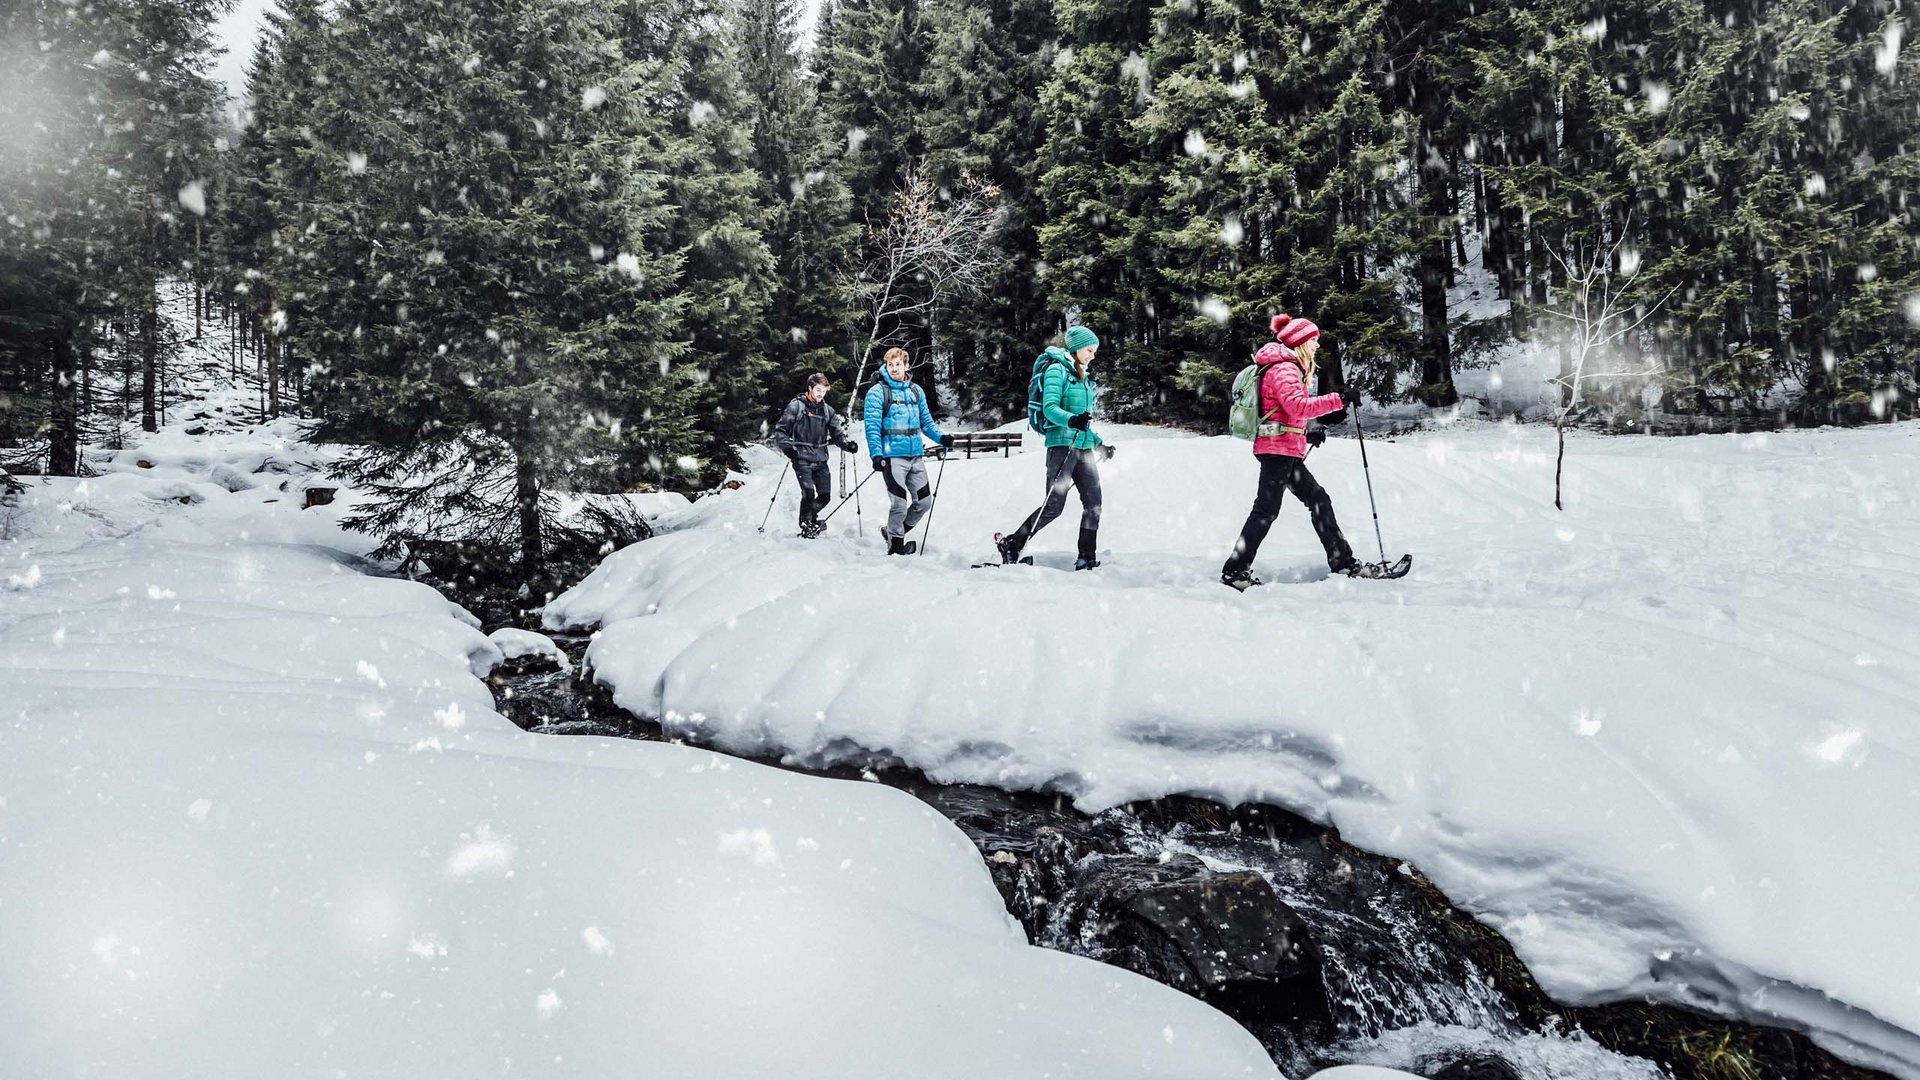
left=886, top=535, right=918, bottom=556
left=1073, top=557, right=1100, bottom=571
left=971, top=555, right=1034, bottom=569
left=799, top=521, right=825, bottom=539
left=1340, top=554, right=1412, bottom=580
left=1221, top=568, right=1262, bottom=592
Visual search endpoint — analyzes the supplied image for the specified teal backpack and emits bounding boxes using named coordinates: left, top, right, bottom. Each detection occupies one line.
left=1228, top=359, right=1304, bottom=440
left=1026, top=348, right=1070, bottom=433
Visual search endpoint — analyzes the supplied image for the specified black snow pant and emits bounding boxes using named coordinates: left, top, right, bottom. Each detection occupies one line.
left=794, top=459, right=832, bottom=527
left=1222, top=454, right=1354, bottom=575
left=1002, top=446, right=1103, bottom=560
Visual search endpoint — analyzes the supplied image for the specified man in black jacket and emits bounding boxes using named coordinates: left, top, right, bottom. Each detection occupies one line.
left=773, top=373, right=860, bottom=538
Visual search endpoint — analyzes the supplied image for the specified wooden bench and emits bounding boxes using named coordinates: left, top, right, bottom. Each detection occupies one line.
left=943, top=431, right=1024, bottom=459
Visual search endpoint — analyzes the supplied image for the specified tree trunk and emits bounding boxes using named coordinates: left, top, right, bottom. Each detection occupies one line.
left=49, top=334, right=80, bottom=476
left=1416, top=124, right=1458, bottom=407
left=515, top=445, right=542, bottom=582
left=267, top=330, right=280, bottom=417
left=140, top=298, right=158, bottom=433
left=80, top=328, right=94, bottom=418
left=1320, top=338, right=1346, bottom=398
left=1553, top=417, right=1567, bottom=511
left=194, top=220, right=203, bottom=342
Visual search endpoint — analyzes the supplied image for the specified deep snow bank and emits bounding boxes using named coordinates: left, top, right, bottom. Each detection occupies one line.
left=548, top=421, right=1920, bottom=1078
left=0, top=420, right=1279, bottom=1078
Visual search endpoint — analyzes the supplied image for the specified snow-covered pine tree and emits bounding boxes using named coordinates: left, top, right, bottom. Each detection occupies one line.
left=815, top=0, right=940, bottom=382
left=1139, top=0, right=1421, bottom=418
left=291, top=0, right=695, bottom=581
left=733, top=0, right=860, bottom=405
left=212, top=0, right=338, bottom=418
left=0, top=0, right=223, bottom=470
left=814, top=0, right=931, bottom=237
left=1033, top=0, right=1157, bottom=409
left=618, top=0, right=777, bottom=480
left=916, top=0, right=1060, bottom=418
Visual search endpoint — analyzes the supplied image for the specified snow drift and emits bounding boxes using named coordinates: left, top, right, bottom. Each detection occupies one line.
left=0, top=415, right=1280, bottom=1079
left=548, top=421, right=1920, bottom=1078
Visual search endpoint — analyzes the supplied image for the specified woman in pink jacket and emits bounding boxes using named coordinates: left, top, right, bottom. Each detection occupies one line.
left=1221, top=314, right=1360, bottom=591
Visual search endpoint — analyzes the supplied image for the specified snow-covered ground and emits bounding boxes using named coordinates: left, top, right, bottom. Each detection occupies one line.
left=547, top=420, right=1920, bottom=1078
left=0, top=404, right=1289, bottom=1078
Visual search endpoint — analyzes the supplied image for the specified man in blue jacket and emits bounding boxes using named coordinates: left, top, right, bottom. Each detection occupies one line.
left=863, top=347, right=953, bottom=555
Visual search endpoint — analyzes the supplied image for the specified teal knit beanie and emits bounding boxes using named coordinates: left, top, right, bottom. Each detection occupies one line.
left=1064, top=325, right=1100, bottom=352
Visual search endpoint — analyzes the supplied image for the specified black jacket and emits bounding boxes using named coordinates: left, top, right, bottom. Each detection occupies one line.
left=773, top=396, right=857, bottom=464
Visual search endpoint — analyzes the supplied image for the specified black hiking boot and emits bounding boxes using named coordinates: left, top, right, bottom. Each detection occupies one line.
left=1074, top=528, right=1098, bottom=570
left=1221, top=567, right=1261, bottom=592
left=994, top=532, right=1023, bottom=565
left=799, top=520, right=824, bottom=539
left=887, top=534, right=917, bottom=556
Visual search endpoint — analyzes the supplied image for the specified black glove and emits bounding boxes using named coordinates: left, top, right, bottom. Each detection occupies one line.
left=1323, top=409, right=1350, bottom=427
left=839, top=439, right=859, bottom=454
left=1098, top=443, right=1115, bottom=461
left=1066, top=412, right=1091, bottom=431
left=872, top=456, right=887, bottom=472
left=939, top=433, right=955, bottom=448
left=1306, top=428, right=1327, bottom=448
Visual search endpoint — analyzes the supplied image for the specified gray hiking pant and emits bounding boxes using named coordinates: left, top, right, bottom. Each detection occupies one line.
left=880, top=455, right=933, bottom=538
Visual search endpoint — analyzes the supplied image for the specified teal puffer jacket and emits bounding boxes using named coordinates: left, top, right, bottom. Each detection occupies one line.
left=1040, top=360, right=1103, bottom=450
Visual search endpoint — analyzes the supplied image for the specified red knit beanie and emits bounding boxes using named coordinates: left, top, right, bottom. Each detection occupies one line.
left=1271, top=312, right=1319, bottom=348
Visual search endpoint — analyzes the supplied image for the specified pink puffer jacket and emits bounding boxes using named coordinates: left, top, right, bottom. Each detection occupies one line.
left=1251, top=351, right=1346, bottom=458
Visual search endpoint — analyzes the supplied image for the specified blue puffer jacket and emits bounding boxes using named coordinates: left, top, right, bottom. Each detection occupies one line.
left=863, top=371, right=946, bottom=459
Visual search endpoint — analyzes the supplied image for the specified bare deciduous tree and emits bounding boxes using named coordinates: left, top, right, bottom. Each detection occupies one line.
left=1541, top=220, right=1677, bottom=510
left=843, top=169, right=1003, bottom=415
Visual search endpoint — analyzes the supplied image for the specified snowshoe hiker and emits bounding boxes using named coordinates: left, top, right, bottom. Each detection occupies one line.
left=995, top=325, right=1111, bottom=570
left=774, top=372, right=860, bottom=538
left=863, top=348, right=952, bottom=555
left=1220, top=314, right=1363, bottom=591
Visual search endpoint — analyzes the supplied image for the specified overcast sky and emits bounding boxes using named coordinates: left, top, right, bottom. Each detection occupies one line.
left=209, top=0, right=825, bottom=102
left=209, top=0, right=274, bottom=99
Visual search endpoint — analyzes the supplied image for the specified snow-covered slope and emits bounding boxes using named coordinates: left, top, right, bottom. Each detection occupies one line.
left=547, top=421, right=1920, bottom=1078
left=0, top=419, right=1280, bottom=1079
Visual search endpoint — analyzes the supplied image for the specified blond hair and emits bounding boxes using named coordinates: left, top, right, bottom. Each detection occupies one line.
left=883, top=347, right=909, bottom=366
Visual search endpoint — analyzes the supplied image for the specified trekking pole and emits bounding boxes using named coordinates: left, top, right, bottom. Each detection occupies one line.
left=917, top=450, right=949, bottom=556
left=1349, top=391, right=1387, bottom=562
left=818, top=465, right=880, bottom=525
left=757, top=460, right=791, bottom=533
left=851, top=450, right=864, bottom=536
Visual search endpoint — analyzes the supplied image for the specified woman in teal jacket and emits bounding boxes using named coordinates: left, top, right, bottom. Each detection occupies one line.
left=994, top=325, right=1112, bottom=569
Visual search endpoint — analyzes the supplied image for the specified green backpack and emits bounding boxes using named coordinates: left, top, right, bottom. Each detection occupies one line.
left=1227, top=360, right=1304, bottom=440
left=1026, top=348, right=1070, bottom=433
